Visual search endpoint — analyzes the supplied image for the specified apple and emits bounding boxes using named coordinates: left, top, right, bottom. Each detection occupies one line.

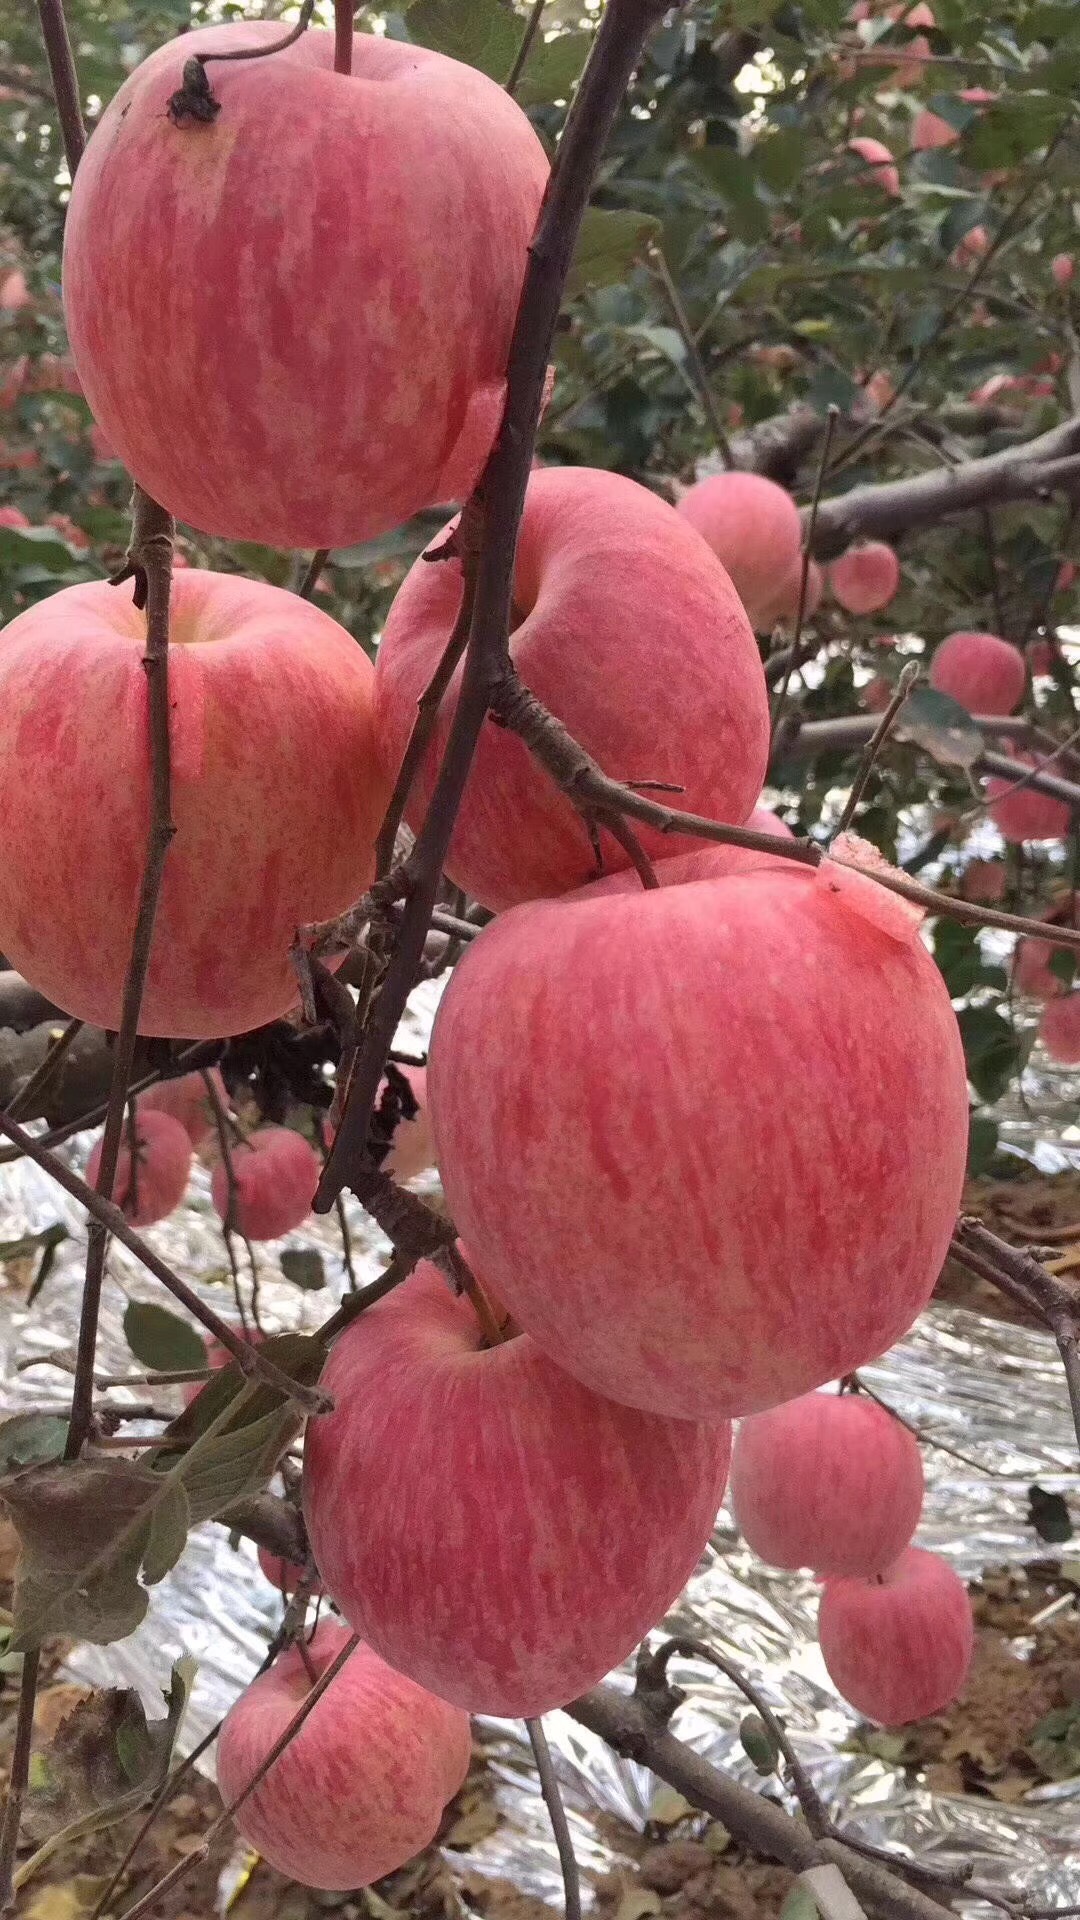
left=0, top=568, right=389, bottom=1037
left=0, top=506, right=29, bottom=529
left=210, top=1126, right=320, bottom=1241
left=848, top=138, right=901, bottom=198
left=951, top=225, right=990, bottom=270
left=0, top=269, right=30, bottom=311
left=426, top=849, right=969, bottom=1421
left=1039, top=993, right=1080, bottom=1065
left=817, top=1547, right=974, bottom=1725
left=380, top=1063, right=434, bottom=1183
left=257, top=1545, right=321, bottom=1599
left=1053, top=254, right=1075, bottom=288
left=912, top=107, right=955, bottom=151
left=1028, top=639, right=1055, bottom=676
left=987, top=759, right=1072, bottom=843
left=928, top=630, right=1025, bottom=716
left=374, top=467, right=770, bottom=911
left=829, top=542, right=900, bottom=614
left=674, top=471, right=804, bottom=630
left=960, top=859, right=1006, bottom=905
left=216, top=1621, right=472, bottom=1891
left=863, top=370, right=895, bottom=411
left=1013, top=903, right=1080, bottom=999
left=731, top=1392, right=924, bottom=1576
left=62, top=24, right=548, bottom=551
left=303, top=1263, right=732, bottom=1717
left=86, top=1107, right=192, bottom=1227
left=141, top=1067, right=228, bottom=1149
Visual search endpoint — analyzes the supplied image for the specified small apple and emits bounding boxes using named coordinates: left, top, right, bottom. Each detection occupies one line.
left=829, top=542, right=900, bottom=615
left=210, top=1127, right=320, bottom=1242
left=86, top=1108, right=192, bottom=1227
left=928, top=631, right=1025, bottom=716
left=817, top=1547, right=973, bottom=1725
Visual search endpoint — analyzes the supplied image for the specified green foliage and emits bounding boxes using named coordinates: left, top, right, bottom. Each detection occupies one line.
left=122, top=1301, right=207, bottom=1373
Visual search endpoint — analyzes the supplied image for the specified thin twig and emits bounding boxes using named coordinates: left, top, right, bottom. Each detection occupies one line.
left=0, top=1651, right=40, bottom=1914
left=87, top=1715, right=225, bottom=1920
left=506, top=0, right=547, bottom=95
left=374, top=566, right=477, bottom=878
left=526, top=1719, right=583, bottom=1920
left=203, top=1072, right=250, bottom=1335
left=35, top=0, right=85, bottom=173
left=832, top=663, right=919, bottom=838
left=0, top=1112, right=328, bottom=1413
left=66, top=490, right=177, bottom=1462
left=771, top=407, right=839, bottom=737
left=298, top=547, right=329, bottom=599
left=316, top=0, right=678, bottom=1211
left=649, top=245, right=734, bottom=465
left=113, top=1634, right=360, bottom=1920
left=5, top=1017, right=83, bottom=1123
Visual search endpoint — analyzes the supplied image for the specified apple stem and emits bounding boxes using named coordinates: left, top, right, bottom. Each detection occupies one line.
left=333, top=1, right=353, bottom=77
left=461, top=1266, right=510, bottom=1348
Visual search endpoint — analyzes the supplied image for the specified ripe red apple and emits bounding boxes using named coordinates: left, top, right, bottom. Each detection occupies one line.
left=374, top=467, right=770, bottom=911
left=912, top=107, right=955, bottom=151
left=303, top=1264, right=732, bottom=1717
left=426, top=851, right=968, bottom=1421
left=951, top=225, right=990, bottom=270
left=62, top=25, right=547, bottom=551
left=731, top=1393, right=924, bottom=1576
left=928, top=630, right=1025, bottom=715
left=1039, top=993, right=1080, bottom=1064
left=987, top=759, right=1071, bottom=843
left=86, top=1108, right=192, bottom=1227
left=381, top=1064, right=434, bottom=1183
left=674, top=471, right=803, bottom=630
left=141, top=1067, right=227, bottom=1149
left=829, top=542, right=900, bottom=615
left=848, top=138, right=901, bottom=198
left=0, top=569, right=389, bottom=1037
left=216, top=1621, right=471, bottom=1891
left=960, top=858, right=1006, bottom=905
left=0, top=506, right=29, bottom=529
left=210, top=1126, right=320, bottom=1241
left=817, top=1547, right=973, bottom=1725
left=1053, top=254, right=1075, bottom=288
left=1013, top=902, right=1079, bottom=999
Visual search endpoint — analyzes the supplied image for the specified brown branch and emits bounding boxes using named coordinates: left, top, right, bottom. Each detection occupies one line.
left=66, top=489, right=177, bottom=1461
left=316, top=0, right=678, bottom=1211
left=0, top=1111, right=329, bottom=1414
left=374, top=563, right=477, bottom=878
left=771, top=406, right=839, bottom=736
left=0, top=1040, right=222, bottom=1167
left=952, top=1219, right=1080, bottom=1459
left=297, top=548, right=329, bottom=599
left=649, top=245, right=734, bottom=466
left=832, top=663, right=920, bottom=838
left=35, top=0, right=85, bottom=173
left=5, top=1017, right=82, bottom=1122
left=527, top=1718, right=583, bottom=1920
left=567, top=1686, right=955, bottom=1920
left=0, top=1651, right=41, bottom=1914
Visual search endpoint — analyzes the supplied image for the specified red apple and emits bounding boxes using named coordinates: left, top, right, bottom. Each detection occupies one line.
left=303, top=1263, right=731, bottom=1717
left=1053, top=254, right=1075, bottom=288
left=0, top=569, right=389, bottom=1037
left=674, top=471, right=804, bottom=630
left=1013, top=902, right=1080, bottom=999
left=928, top=630, right=1025, bottom=716
left=62, top=25, right=547, bottom=551
left=86, top=1108, right=192, bottom=1227
left=0, top=269, right=29, bottom=311
left=141, top=1067, right=227, bottom=1149
left=987, top=758, right=1071, bottom=842
left=374, top=467, right=770, bottom=911
left=0, top=506, right=29, bottom=529
left=848, top=138, right=901, bottom=198
left=960, top=859, right=1006, bottom=905
left=1039, top=993, right=1080, bottom=1064
left=210, top=1126, right=320, bottom=1241
left=912, top=107, right=956, bottom=151
left=216, top=1621, right=471, bottom=1891
left=829, top=542, right=900, bottom=615
left=951, top=225, right=990, bottom=270
left=426, top=850, right=968, bottom=1421
left=817, top=1547, right=973, bottom=1725
left=731, top=1393, right=924, bottom=1576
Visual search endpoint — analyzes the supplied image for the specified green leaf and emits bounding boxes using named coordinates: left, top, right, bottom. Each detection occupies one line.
left=16, top=1661, right=194, bottom=1892
left=280, top=1247, right=327, bottom=1292
left=515, top=29, right=592, bottom=105
left=0, top=525, right=85, bottom=577
left=957, top=1005, right=1021, bottom=1105
left=404, top=0, right=519, bottom=79
left=1050, top=948, right=1077, bottom=987
left=965, top=97, right=1063, bottom=169
left=0, top=1414, right=69, bottom=1474
left=967, top=1112, right=999, bottom=1178
left=691, top=146, right=771, bottom=243
left=935, top=919, right=982, bottom=995
left=564, top=207, right=662, bottom=302
left=123, top=1302, right=207, bottom=1374
left=756, top=126, right=808, bottom=194
left=739, top=1712, right=779, bottom=1775
left=896, top=686, right=983, bottom=769
left=1028, top=1483, right=1073, bottom=1545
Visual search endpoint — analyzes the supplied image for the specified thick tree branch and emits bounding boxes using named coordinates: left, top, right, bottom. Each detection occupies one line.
left=317, top=0, right=676, bottom=1210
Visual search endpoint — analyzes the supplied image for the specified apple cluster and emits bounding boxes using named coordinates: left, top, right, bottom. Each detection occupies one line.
left=1, top=18, right=982, bottom=1896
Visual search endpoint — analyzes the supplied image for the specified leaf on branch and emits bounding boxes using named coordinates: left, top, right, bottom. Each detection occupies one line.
left=17, top=1660, right=194, bottom=1890
left=123, top=1300, right=207, bottom=1373
left=0, top=1412, right=69, bottom=1474
left=280, top=1247, right=326, bottom=1292
left=0, top=525, right=85, bottom=574
left=514, top=30, right=593, bottom=106
left=894, top=685, right=983, bottom=769
left=957, top=1006, right=1022, bottom=1105
left=0, top=1222, right=68, bottom=1269
left=565, top=208, right=663, bottom=303
left=404, top=0, right=519, bottom=79
left=739, top=1711, right=779, bottom=1775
